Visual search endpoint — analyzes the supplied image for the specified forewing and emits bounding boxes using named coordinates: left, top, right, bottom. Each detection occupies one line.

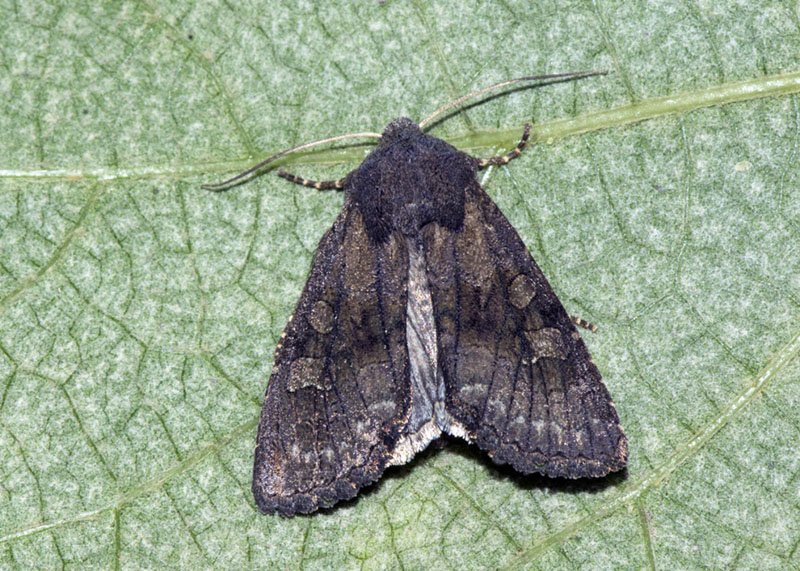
left=426, top=182, right=627, bottom=478
left=252, top=200, right=410, bottom=515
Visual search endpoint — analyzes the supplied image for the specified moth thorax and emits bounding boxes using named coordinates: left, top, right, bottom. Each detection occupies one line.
left=396, top=201, right=437, bottom=236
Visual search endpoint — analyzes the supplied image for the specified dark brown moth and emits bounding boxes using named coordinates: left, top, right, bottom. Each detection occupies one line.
left=204, top=73, right=627, bottom=516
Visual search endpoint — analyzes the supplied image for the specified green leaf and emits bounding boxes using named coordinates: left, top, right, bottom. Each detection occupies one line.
left=2, top=1, right=799, bottom=568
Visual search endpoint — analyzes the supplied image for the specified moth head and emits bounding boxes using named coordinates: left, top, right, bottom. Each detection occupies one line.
left=379, top=117, right=423, bottom=145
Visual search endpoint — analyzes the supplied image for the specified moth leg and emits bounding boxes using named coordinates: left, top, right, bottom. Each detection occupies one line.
left=570, top=315, right=598, bottom=333
left=277, top=169, right=345, bottom=190
left=476, top=123, right=531, bottom=167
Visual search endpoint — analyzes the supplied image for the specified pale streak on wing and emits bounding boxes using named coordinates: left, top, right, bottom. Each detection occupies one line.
left=389, top=236, right=470, bottom=466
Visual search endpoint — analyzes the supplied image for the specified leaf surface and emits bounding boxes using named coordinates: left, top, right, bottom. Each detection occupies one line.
left=1, top=1, right=799, bottom=568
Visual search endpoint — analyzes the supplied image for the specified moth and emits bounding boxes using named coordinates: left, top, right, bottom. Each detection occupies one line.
left=204, top=72, right=628, bottom=516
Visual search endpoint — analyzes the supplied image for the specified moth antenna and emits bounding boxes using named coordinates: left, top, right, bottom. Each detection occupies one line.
left=418, top=70, right=607, bottom=130
left=202, top=131, right=382, bottom=191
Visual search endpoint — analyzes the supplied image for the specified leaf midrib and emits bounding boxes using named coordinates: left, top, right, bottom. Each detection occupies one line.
left=2, top=72, right=798, bottom=185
